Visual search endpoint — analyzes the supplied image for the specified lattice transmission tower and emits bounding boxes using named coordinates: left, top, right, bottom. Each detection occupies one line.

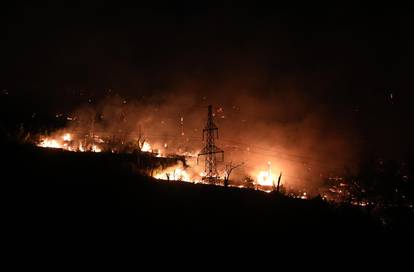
left=197, top=105, right=224, bottom=182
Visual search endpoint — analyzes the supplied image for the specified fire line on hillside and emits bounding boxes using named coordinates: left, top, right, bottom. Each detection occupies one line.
left=34, top=105, right=285, bottom=193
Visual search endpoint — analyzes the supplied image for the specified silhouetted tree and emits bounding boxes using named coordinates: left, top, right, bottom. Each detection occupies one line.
left=244, top=175, right=255, bottom=189
left=223, top=162, right=244, bottom=188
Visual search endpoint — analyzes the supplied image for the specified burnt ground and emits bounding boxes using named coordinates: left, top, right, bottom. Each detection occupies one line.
left=2, top=141, right=391, bottom=243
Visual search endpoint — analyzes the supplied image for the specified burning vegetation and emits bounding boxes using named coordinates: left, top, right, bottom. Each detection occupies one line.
left=34, top=127, right=284, bottom=190
left=32, top=97, right=294, bottom=192
left=20, top=93, right=411, bottom=213
left=39, top=132, right=102, bottom=152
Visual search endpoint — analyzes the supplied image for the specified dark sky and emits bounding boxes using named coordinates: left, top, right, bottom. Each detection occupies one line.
left=1, top=3, right=414, bottom=157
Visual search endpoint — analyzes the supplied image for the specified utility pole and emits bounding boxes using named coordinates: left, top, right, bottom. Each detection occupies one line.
left=198, top=105, right=224, bottom=183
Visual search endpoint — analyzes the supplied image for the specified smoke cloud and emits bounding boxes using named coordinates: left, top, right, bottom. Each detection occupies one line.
left=59, top=81, right=361, bottom=192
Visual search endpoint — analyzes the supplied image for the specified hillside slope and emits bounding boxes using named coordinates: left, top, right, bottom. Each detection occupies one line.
left=3, top=142, right=381, bottom=239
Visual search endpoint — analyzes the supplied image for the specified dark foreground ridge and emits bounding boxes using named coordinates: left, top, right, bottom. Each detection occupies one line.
left=3, top=141, right=383, bottom=240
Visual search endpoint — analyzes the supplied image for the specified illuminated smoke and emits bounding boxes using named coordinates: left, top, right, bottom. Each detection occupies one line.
left=36, top=88, right=359, bottom=193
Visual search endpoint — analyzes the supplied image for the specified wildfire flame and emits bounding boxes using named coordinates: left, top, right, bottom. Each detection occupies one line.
left=256, top=161, right=278, bottom=187
left=257, top=171, right=275, bottom=186
left=62, top=133, right=72, bottom=142
left=39, top=138, right=61, bottom=149
left=91, top=145, right=102, bottom=153
left=36, top=131, right=286, bottom=193
left=141, top=142, right=152, bottom=152
left=154, top=166, right=191, bottom=182
left=38, top=133, right=102, bottom=153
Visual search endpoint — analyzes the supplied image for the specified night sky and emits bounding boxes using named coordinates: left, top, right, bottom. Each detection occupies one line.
left=1, top=3, right=413, bottom=157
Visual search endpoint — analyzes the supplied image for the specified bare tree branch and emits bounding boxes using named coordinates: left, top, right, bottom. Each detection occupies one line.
left=224, top=161, right=244, bottom=187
